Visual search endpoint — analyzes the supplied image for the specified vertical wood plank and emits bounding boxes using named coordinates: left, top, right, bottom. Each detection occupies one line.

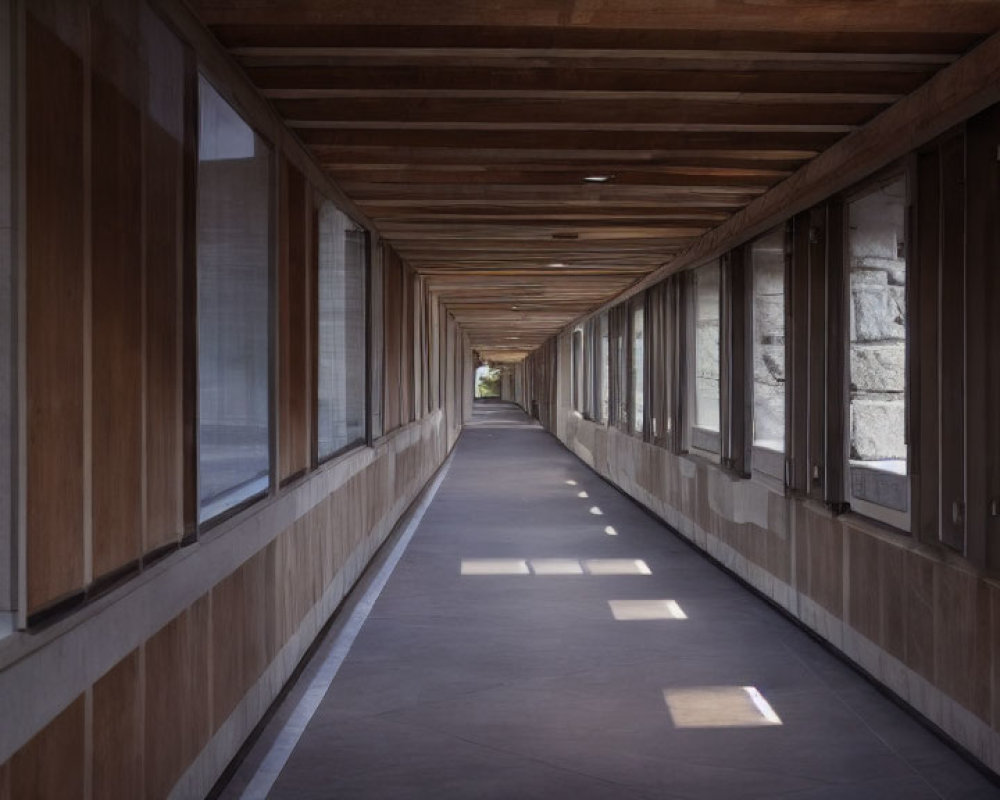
left=92, top=650, right=142, bottom=800
left=937, top=134, right=966, bottom=552
left=90, top=5, right=144, bottom=580
left=10, top=696, right=86, bottom=800
left=806, top=205, right=828, bottom=501
left=25, top=9, right=87, bottom=614
left=144, top=596, right=210, bottom=799
left=965, top=104, right=1000, bottom=570
left=824, top=201, right=848, bottom=507
left=789, top=215, right=811, bottom=494
left=142, top=7, right=185, bottom=553
left=915, top=148, right=942, bottom=547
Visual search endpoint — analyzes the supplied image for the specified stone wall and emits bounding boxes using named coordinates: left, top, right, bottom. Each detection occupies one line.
left=752, top=235, right=786, bottom=449
left=694, top=263, right=721, bottom=431
left=848, top=185, right=907, bottom=463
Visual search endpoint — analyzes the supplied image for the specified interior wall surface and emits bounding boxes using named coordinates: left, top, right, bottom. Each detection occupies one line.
left=0, top=1, right=468, bottom=797
left=555, top=405, right=1000, bottom=776
left=541, top=108, right=1000, bottom=776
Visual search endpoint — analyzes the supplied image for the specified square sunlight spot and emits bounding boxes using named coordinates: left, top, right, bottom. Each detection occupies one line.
left=608, top=599, right=687, bottom=621
left=604, top=526, right=618, bottom=536
left=583, top=559, right=652, bottom=575
left=530, top=559, right=585, bottom=575
left=461, top=559, right=530, bottom=575
left=663, top=686, right=782, bottom=728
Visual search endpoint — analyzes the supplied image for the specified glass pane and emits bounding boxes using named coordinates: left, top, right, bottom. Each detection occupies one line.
left=751, top=229, right=786, bottom=451
left=693, top=262, right=721, bottom=432
left=197, top=77, right=271, bottom=522
left=599, top=313, right=609, bottom=423
left=317, top=201, right=367, bottom=459
left=632, top=306, right=644, bottom=432
left=848, top=177, right=907, bottom=475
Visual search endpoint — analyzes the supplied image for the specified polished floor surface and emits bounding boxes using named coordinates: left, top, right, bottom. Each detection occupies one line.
left=220, top=402, right=998, bottom=799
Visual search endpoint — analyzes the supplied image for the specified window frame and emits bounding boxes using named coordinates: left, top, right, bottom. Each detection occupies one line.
left=686, top=260, right=723, bottom=459
left=747, top=224, right=792, bottom=486
left=313, top=197, right=370, bottom=466
left=194, top=71, right=276, bottom=529
left=629, top=295, right=646, bottom=438
left=840, top=165, right=914, bottom=532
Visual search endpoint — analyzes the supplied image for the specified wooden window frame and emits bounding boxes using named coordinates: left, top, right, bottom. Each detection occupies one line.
left=685, top=261, right=723, bottom=460
left=746, top=224, right=793, bottom=488
left=839, top=162, right=914, bottom=533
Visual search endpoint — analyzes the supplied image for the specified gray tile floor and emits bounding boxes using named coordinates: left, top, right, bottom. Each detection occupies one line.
left=220, top=401, right=999, bottom=799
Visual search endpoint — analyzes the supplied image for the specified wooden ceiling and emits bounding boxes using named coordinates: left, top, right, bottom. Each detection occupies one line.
left=192, top=1, right=1000, bottom=362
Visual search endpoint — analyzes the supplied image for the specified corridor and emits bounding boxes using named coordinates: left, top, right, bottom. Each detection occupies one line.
left=220, top=403, right=996, bottom=800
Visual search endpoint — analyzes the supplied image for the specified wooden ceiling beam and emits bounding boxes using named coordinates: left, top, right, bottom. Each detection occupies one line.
left=210, top=24, right=981, bottom=55
left=312, top=147, right=813, bottom=168
left=274, top=97, right=880, bottom=127
left=192, top=2, right=1000, bottom=35
left=581, top=23, right=1000, bottom=321
left=247, top=64, right=933, bottom=96
left=298, top=127, right=837, bottom=151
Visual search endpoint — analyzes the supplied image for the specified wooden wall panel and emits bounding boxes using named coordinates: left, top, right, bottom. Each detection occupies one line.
left=383, top=247, right=403, bottom=433
left=25, top=9, right=87, bottom=613
left=938, top=136, right=967, bottom=552
left=143, top=9, right=186, bottom=553
left=92, top=650, right=143, bottom=799
left=10, top=697, right=85, bottom=800
left=144, top=596, right=211, bottom=800
left=90, top=8, right=144, bottom=580
left=278, top=158, right=309, bottom=481
left=966, top=104, right=1000, bottom=570
left=211, top=548, right=273, bottom=725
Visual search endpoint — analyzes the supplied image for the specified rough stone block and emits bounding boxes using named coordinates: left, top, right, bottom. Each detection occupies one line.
left=851, top=343, right=905, bottom=392
left=851, top=273, right=905, bottom=342
left=696, top=321, right=719, bottom=380
left=850, top=398, right=906, bottom=460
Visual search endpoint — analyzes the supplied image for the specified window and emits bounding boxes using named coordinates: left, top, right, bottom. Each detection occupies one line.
left=599, top=312, right=609, bottom=423
left=317, top=200, right=367, bottom=460
left=689, top=261, right=721, bottom=453
left=631, top=303, right=644, bottom=434
left=197, top=77, right=272, bottom=522
left=750, top=227, right=788, bottom=480
left=846, top=175, right=909, bottom=527
left=572, top=328, right=584, bottom=412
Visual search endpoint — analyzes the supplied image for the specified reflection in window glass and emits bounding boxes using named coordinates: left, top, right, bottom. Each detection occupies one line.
left=317, top=201, right=367, bottom=459
left=197, top=77, right=271, bottom=522
left=632, top=306, right=644, bottom=433
left=751, top=228, right=786, bottom=451
left=572, top=328, right=583, bottom=412
left=599, top=312, right=609, bottom=422
left=848, top=177, right=907, bottom=475
left=693, top=262, right=721, bottom=432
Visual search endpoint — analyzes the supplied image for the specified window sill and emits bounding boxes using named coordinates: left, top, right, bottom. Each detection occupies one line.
left=690, top=426, right=721, bottom=455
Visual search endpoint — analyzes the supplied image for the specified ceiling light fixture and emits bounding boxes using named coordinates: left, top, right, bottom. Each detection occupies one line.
left=584, top=175, right=613, bottom=183
left=548, top=262, right=566, bottom=268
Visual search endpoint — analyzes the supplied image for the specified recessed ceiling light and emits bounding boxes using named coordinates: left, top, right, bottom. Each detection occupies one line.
left=507, top=336, right=520, bottom=340
left=584, top=175, right=613, bottom=183
left=548, top=262, right=566, bottom=268
left=511, top=305, right=519, bottom=310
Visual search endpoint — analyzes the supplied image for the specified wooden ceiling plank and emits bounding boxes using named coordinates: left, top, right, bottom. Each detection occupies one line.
left=273, top=97, right=882, bottom=127
left=246, top=64, right=935, bottom=96
left=209, top=24, right=982, bottom=55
